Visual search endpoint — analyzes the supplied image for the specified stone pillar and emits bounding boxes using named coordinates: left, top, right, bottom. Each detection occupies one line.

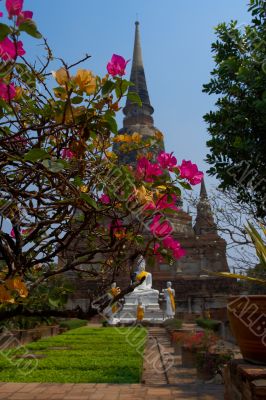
left=188, top=296, right=192, bottom=314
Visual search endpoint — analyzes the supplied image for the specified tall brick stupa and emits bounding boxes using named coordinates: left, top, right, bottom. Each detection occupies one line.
left=61, top=22, right=236, bottom=317
left=114, top=21, right=235, bottom=316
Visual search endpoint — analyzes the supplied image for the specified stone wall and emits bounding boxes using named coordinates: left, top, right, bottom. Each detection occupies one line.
left=224, top=359, right=266, bottom=400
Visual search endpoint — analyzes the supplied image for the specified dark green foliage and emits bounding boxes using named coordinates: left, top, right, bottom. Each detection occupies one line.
left=58, top=319, right=88, bottom=330
left=196, top=350, right=233, bottom=373
left=203, top=0, right=266, bottom=217
left=246, top=263, right=266, bottom=293
left=0, top=316, right=57, bottom=331
left=0, top=327, right=147, bottom=383
left=196, top=318, right=221, bottom=332
left=163, top=318, right=182, bottom=330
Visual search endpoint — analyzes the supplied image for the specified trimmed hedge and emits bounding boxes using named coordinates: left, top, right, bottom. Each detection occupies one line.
left=195, top=318, right=221, bottom=332
left=163, top=318, right=182, bottom=330
left=58, top=319, right=88, bottom=330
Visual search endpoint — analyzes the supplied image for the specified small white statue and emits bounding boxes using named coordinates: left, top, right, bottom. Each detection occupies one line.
left=163, top=281, right=175, bottom=319
left=136, top=298, right=145, bottom=323
left=103, top=282, right=121, bottom=325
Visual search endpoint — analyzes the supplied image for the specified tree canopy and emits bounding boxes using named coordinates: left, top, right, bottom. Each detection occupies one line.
left=203, top=0, right=266, bottom=218
left=0, top=0, right=203, bottom=306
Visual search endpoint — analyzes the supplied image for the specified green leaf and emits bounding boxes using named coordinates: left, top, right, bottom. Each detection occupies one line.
left=71, top=96, right=84, bottom=104
left=127, top=91, right=142, bottom=107
left=73, top=176, right=83, bottom=186
left=115, top=79, right=133, bottom=98
left=24, top=148, right=50, bottom=162
left=48, top=297, right=60, bottom=308
left=102, top=80, right=115, bottom=95
left=19, top=20, right=42, bottom=39
left=0, top=24, right=10, bottom=41
left=179, top=181, right=192, bottom=190
left=42, top=159, right=65, bottom=173
left=172, top=167, right=180, bottom=176
left=104, top=114, right=118, bottom=134
left=80, top=193, right=98, bottom=209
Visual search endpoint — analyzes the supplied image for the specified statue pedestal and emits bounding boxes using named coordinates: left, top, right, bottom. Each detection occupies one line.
left=118, top=289, right=164, bottom=323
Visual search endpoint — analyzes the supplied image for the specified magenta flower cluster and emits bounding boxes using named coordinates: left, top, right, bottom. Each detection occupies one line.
left=0, top=0, right=33, bottom=101
left=107, top=54, right=129, bottom=77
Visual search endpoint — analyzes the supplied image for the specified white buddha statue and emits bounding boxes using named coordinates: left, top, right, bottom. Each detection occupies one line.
left=120, top=255, right=162, bottom=322
left=133, top=255, right=153, bottom=291
left=128, top=255, right=159, bottom=301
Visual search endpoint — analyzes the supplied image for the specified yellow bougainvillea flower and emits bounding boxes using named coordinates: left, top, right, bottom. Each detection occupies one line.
left=124, top=135, right=132, bottom=143
left=15, top=86, right=23, bottom=100
left=74, top=69, right=96, bottom=95
left=131, top=132, right=142, bottom=143
left=80, top=185, right=88, bottom=193
left=0, top=285, right=15, bottom=303
left=110, top=101, right=119, bottom=111
left=114, top=231, right=127, bottom=240
left=105, top=151, right=117, bottom=160
left=155, top=130, right=164, bottom=141
left=52, top=68, right=69, bottom=86
left=135, top=185, right=153, bottom=204
left=156, top=185, right=167, bottom=191
left=145, top=152, right=153, bottom=160
left=6, top=277, right=28, bottom=298
left=113, top=134, right=133, bottom=143
left=113, top=135, right=125, bottom=143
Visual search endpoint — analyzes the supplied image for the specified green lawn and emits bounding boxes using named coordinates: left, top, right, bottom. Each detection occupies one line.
left=0, top=327, right=147, bottom=383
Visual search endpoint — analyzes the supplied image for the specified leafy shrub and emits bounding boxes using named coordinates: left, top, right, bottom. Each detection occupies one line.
left=59, top=319, right=88, bottom=330
left=196, top=318, right=221, bottom=332
left=163, top=318, right=182, bottom=330
left=0, top=316, right=57, bottom=331
left=183, top=330, right=218, bottom=352
left=196, top=350, right=233, bottom=375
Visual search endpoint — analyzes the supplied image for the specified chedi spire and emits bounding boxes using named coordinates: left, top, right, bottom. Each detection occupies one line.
left=193, top=179, right=217, bottom=235
left=123, top=21, right=154, bottom=128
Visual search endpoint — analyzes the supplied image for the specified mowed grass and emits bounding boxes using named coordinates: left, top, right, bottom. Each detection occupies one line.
left=0, top=327, right=147, bottom=383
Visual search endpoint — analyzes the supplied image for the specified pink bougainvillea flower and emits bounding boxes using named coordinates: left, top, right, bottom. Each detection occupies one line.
left=16, top=10, right=33, bottom=26
left=13, top=133, right=28, bottom=146
left=10, top=227, right=28, bottom=238
left=0, top=12, right=3, bottom=17
left=16, top=40, right=25, bottom=56
left=163, top=236, right=186, bottom=259
left=145, top=194, right=179, bottom=212
left=0, top=37, right=25, bottom=61
left=156, top=194, right=179, bottom=211
left=109, top=219, right=126, bottom=239
left=61, top=148, right=75, bottom=159
left=149, top=214, right=173, bottom=238
left=0, top=81, right=16, bottom=101
left=136, top=157, right=163, bottom=182
left=178, top=160, right=204, bottom=185
left=157, top=151, right=177, bottom=170
left=107, top=54, right=129, bottom=77
left=153, top=242, right=165, bottom=263
left=6, top=0, right=23, bottom=17
left=100, top=194, right=111, bottom=204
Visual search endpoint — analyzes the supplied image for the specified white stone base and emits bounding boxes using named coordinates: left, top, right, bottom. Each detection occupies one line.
left=117, top=289, right=164, bottom=323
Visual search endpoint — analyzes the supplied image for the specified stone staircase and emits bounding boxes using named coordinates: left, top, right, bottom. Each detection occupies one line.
left=142, top=327, right=224, bottom=399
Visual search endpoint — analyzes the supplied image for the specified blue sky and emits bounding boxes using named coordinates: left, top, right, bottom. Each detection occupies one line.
left=17, top=0, right=250, bottom=190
